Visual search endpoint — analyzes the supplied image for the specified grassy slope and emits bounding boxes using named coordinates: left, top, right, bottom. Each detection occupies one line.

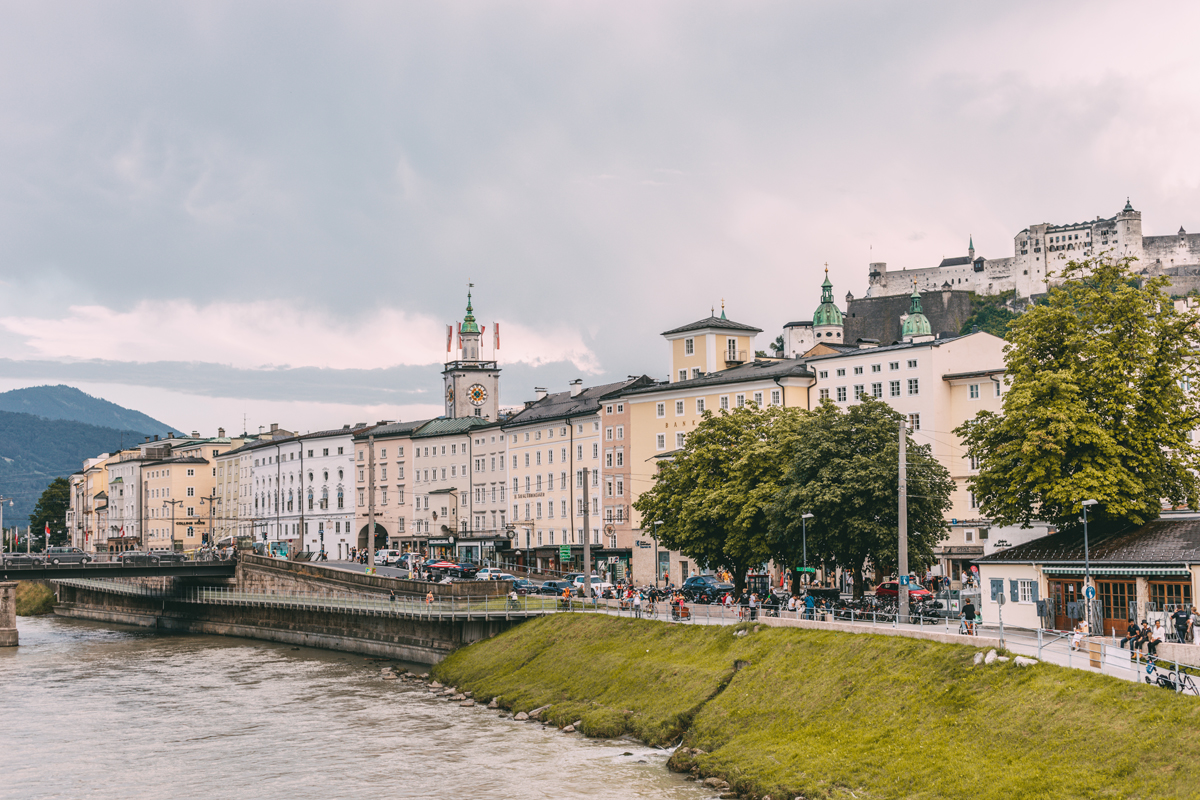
left=434, top=615, right=1200, bottom=800
left=15, top=582, right=54, bottom=615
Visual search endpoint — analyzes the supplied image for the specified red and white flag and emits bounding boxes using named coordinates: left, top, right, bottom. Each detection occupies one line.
left=446, top=324, right=453, bottom=354
left=494, top=322, right=500, bottom=349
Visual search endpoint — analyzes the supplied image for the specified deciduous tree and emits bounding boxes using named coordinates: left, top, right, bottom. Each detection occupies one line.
left=955, top=256, right=1200, bottom=535
left=30, top=476, right=71, bottom=547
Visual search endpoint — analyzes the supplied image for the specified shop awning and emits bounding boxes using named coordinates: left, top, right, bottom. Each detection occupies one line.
left=1041, top=566, right=1192, bottom=577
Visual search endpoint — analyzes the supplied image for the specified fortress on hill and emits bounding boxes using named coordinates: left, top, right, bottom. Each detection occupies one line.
left=866, top=200, right=1200, bottom=299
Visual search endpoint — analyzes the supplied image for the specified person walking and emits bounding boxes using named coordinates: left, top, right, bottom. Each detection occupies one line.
left=960, top=598, right=977, bottom=636
left=425, top=589, right=434, bottom=613
left=633, top=592, right=642, bottom=619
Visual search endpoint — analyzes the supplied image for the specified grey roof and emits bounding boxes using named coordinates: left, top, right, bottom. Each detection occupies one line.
left=621, top=359, right=814, bottom=397
left=412, top=417, right=497, bottom=438
left=355, top=419, right=433, bottom=440
left=661, top=315, right=763, bottom=336
left=803, top=335, right=965, bottom=363
left=937, top=256, right=973, bottom=268
left=942, top=368, right=1004, bottom=381
left=231, top=424, right=377, bottom=452
left=505, top=378, right=649, bottom=427
left=783, top=320, right=813, bottom=328
left=977, top=518, right=1200, bottom=565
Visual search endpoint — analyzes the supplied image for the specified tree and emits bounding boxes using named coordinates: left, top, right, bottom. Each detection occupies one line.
left=955, top=256, right=1200, bottom=536
left=633, top=404, right=804, bottom=597
left=768, top=399, right=954, bottom=597
left=770, top=334, right=786, bottom=357
left=959, top=291, right=1019, bottom=339
left=30, top=476, right=71, bottom=548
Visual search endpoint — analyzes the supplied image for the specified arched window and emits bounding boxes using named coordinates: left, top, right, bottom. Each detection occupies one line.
left=287, top=490, right=294, bottom=512
left=307, top=490, right=314, bottom=511
left=320, top=488, right=329, bottom=510
left=307, top=472, right=313, bottom=483
left=338, top=469, right=343, bottom=481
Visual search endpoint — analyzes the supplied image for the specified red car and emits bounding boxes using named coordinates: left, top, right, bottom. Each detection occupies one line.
left=873, top=581, right=933, bottom=601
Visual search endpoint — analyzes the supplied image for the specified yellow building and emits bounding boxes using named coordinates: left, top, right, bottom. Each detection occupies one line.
left=623, top=310, right=816, bottom=585
left=142, top=436, right=239, bottom=551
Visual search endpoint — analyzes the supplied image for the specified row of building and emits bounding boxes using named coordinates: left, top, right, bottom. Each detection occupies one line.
left=67, top=279, right=1055, bottom=587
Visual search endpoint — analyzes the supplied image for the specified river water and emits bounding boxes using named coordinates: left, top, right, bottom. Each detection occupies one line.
left=2, top=617, right=712, bottom=800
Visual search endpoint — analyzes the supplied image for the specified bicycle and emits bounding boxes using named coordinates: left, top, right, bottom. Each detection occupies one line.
left=1144, top=656, right=1200, bottom=695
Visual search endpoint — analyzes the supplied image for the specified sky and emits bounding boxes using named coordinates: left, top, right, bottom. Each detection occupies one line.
left=1, top=1, right=1199, bottom=435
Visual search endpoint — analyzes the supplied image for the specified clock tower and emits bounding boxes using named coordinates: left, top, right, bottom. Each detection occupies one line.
left=443, top=290, right=501, bottom=420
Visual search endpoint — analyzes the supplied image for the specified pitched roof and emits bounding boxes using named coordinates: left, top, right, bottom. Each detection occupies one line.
left=977, top=517, right=1200, bottom=565
left=412, top=416, right=497, bottom=438
left=504, top=378, right=648, bottom=426
left=937, top=256, right=973, bottom=268
left=355, top=419, right=433, bottom=440
left=621, top=359, right=814, bottom=397
left=661, top=315, right=763, bottom=336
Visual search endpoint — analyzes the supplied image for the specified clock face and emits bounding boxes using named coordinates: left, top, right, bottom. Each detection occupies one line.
left=468, top=384, right=488, bottom=406
left=445, top=386, right=454, bottom=404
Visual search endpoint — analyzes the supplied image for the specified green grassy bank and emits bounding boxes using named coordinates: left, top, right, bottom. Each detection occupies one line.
left=15, top=582, right=55, bottom=616
left=433, top=615, right=1200, bottom=800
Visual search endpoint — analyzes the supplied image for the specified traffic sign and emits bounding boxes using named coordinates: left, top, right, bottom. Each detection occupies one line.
left=797, top=567, right=816, bottom=573
left=899, top=575, right=910, bottom=586
left=559, top=544, right=571, bottom=560
left=1085, top=586, right=1096, bottom=600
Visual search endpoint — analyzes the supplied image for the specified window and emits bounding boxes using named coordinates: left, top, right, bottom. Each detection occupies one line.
left=889, top=362, right=899, bottom=371
left=907, top=378, right=919, bottom=395
left=771, top=389, right=780, bottom=405
left=684, top=337, right=694, bottom=355
left=995, top=381, right=1002, bottom=397
left=186, top=468, right=195, bottom=477
left=836, top=386, right=847, bottom=402
left=675, top=400, right=684, bottom=415
left=678, top=369, right=687, bottom=382
left=871, top=364, right=881, bottom=373
left=592, top=443, right=598, bottom=459
left=605, top=451, right=613, bottom=468
left=964, top=529, right=975, bottom=543
left=854, top=385, right=864, bottom=399
left=720, top=396, right=729, bottom=410
left=691, top=368, right=702, bottom=379
left=890, top=380, right=900, bottom=397
left=616, top=426, right=623, bottom=439
left=854, top=366, right=863, bottom=375
left=656, top=433, right=666, bottom=450
left=736, top=394, right=745, bottom=408
left=676, top=432, right=686, bottom=449
left=819, top=388, right=829, bottom=401
left=753, top=392, right=763, bottom=405
left=907, top=359, right=917, bottom=368
left=1018, top=580, right=1035, bottom=603
left=696, top=398, right=705, bottom=413
left=323, top=448, right=330, bottom=456
left=969, top=454, right=981, bottom=471
left=969, top=490, right=977, bottom=509
left=606, top=427, right=613, bottom=441
left=656, top=402, right=665, bottom=418
left=338, top=447, right=344, bottom=455
left=871, top=382, right=882, bottom=398
left=524, top=453, right=530, bottom=467
left=186, top=507, right=194, bottom=517
left=616, top=449, right=624, bottom=466
left=1149, top=582, right=1193, bottom=610
left=617, top=404, right=623, bottom=413
left=186, top=487, right=195, bottom=497
left=605, top=404, right=613, bottom=414
left=818, top=371, right=828, bottom=379
left=908, top=413, right=920, bottom=431
left=836, top=368, right=846, bottom=377
left=969, top=384, right=979, bottom=399
left=381, top=449, right=387, bottom=459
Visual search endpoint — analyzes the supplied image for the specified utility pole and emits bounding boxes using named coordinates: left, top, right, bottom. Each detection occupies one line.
left=582, top=467, right=592, bottom=599
left=898, top=418, right=910, bottom=625
left=366, top=434, right=376, bottom=574
left=164, top=499, right=183, bottom=552
left=200, top=491, right=219, bottom=550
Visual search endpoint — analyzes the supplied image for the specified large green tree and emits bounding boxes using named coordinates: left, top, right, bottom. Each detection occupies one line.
left=955, top=256, right=1200, bottom=535
left=768, top=398, right=954, bottom=597
left=30, top=476, right=71, bottom=547
left=633, top=403, right=804, bottom=596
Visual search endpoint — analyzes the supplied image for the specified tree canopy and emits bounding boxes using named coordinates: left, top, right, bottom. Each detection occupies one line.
left=955, top=256, right=1200, bottom=535
left=632, top=404, right=803, bottom=596
left=30, top=476, right=71, bottom=547
left=769, top=399, right=954, bottom=597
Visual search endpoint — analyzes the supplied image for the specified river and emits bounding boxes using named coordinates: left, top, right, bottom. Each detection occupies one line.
left=1, top=617, right=713, bottom=800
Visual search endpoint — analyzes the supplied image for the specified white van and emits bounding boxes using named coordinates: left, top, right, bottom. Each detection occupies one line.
left=374, top=549, right=402, bottom=566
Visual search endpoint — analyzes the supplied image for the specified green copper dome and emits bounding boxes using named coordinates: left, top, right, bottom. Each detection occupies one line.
left=901, top=287, right=932, bottom=339
left=461, top=290, right=481, bottom=334
left=813, top=269, right=843, bottom=328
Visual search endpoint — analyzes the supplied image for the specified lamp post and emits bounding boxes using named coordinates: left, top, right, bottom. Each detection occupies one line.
left=1081, top=499, right=1098, bottom=636
left=801, top=512, right=814, bottom=577
left=163, top=499, right=182, bottom=552
left=199, top=493, right=219, bottom=552
left=653, top=520, right=664, bottom=587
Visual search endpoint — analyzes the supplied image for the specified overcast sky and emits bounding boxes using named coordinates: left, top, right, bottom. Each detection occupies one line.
left=1, top=1, right=1198, bottom=435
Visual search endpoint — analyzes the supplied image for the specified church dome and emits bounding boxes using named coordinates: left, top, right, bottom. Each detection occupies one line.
left=901, top=287, right=932, bottom=339
left=813, top=269, right=844, bottom=328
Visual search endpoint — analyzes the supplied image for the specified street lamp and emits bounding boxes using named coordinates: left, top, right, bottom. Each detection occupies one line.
left=163, top=499, right=183, bottom=552
left=653, top=521, right=664, bottom=587
left=1081, top=499, right=1098, bottom=635
left=801, top=513, right=814, bottom=585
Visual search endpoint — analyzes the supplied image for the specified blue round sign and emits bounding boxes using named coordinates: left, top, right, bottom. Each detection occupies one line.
left=1085, top=586, right=1096, bottom=600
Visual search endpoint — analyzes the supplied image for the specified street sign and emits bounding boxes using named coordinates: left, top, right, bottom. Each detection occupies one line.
left=1085, top=586, right=1096, bottom=600
left=559, top=544, right=570, bottom=560
left=899, top=575, right=910, bottom=586
left=797, top=567, right=816, bottom=573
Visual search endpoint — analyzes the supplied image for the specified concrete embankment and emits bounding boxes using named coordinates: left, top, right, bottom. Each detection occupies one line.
left=432, top=614, right=1200, bottom=800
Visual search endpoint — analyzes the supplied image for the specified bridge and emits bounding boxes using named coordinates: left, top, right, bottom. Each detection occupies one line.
left=0, top=561, right=236, bottom=581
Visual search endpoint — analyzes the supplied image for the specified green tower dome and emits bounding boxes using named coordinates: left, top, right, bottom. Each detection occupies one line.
left=813, top=269, right=843, bottom=328
left=901, top=286, right=932, bottom=339
left=461, top=290, right=481, bottom=334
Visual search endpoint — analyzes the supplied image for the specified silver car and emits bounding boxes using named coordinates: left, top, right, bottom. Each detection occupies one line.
left=44, top=546, right=93, bottom=565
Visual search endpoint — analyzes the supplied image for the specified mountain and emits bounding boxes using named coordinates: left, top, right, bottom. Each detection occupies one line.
left=0, top=410, right=146, bottom=529
left=0, top=385, right=176, bottom=436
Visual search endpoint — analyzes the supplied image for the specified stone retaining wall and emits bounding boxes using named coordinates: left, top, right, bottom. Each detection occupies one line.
left=237, top=554, right=508, bottom=600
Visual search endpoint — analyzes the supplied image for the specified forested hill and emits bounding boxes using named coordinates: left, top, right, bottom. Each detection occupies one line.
left=0, top=411, right=145, bottom=529
left=0, top=385, right=175, bottom=436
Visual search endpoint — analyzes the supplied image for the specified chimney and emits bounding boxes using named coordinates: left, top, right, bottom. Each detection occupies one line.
left=144, top=436, right=150, bottom=443
left=569, top=379, right=583, bottom=398
left=191, top=430, right=200, bottom=438
left=534, top=387, right=548, bottom=401
left=218, top=427, right=225, bottom=438
left=153, top=435, right=159, bottom=442
left=524, top=400, right=535, bottom=409
left=270, top=423, right=279, bottom=433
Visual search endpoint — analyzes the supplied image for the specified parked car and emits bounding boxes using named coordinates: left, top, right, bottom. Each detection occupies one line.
left=475, top=567, right=506, bottom=580
left=374, top=549, right=402, bottom=566
left=454, top=563, right=479, bottom=579
left=537, top=580, right=577, bottom=596
left=119, top=550, right=187, bottom=565
left=873, top=581, right=934, bottom=601
left=571, top=574, right=613, bottom=593
left=44, top=546, right=93, bottom=565
left=681, top=575, right=734, bottom=604
left=511, top=578, right=539, bottom=595
left=2, top=553, right=46, bottom=567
